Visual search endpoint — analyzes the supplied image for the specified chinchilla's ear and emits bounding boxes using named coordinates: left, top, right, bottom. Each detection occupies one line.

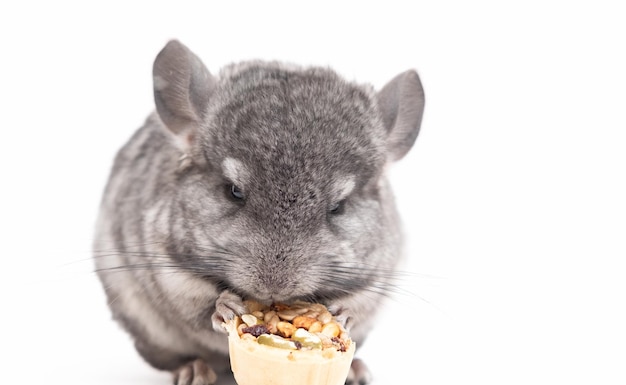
left=377, top=69, right=425, bottom=162
left=153, top=40, right=216, bottom=149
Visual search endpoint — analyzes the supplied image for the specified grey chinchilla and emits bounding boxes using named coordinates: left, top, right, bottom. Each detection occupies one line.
left=93, top=39, right=425, bottom=385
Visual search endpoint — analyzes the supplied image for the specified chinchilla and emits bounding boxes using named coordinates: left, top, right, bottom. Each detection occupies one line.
left=93, top=39, right=424, bottom=385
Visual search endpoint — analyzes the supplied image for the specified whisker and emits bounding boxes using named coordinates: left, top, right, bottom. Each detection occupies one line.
left=310, top=259, right=442, bottom=309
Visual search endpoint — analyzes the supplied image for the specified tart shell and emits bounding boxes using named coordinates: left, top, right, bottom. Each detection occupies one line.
left=225, top=320, right=356, bottom=385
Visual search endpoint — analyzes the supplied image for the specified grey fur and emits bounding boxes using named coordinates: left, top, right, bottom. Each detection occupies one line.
left=93, top=39, right=425, bottom=385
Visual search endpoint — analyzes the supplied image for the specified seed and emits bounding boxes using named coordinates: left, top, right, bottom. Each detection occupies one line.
left=277, top=308, right=308, bottom=321
left=292, top=328, right=322, bottom=350
left=308, top=303, right=327, bottom=312
left=236, top=300, right=350, bottom=353
left=257, top=334, right=299, bottom=350
left=303, top=310, right=320, bottom=319
left=241, top=314, right=261, bottom=327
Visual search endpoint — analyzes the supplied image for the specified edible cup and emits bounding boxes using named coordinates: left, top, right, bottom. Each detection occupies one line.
left=225, top=320, right=356, bottom=385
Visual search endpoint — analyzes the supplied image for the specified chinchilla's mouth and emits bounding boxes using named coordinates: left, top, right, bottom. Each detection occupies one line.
left=240, top=290, right=313, bottom=306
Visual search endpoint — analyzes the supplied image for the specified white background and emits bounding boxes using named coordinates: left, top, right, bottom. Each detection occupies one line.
left=1, top=1, right=625, bottom=384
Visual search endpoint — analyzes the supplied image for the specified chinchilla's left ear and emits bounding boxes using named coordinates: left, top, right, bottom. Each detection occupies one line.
left=377, top=70, right=425, bottom=162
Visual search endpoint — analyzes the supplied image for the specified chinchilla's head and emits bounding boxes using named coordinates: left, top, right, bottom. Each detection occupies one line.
left=153, top=40, right=424, bottom=304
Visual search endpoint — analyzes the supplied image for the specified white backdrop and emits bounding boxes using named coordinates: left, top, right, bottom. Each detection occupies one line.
left=1, top=1, right=625, bottom=384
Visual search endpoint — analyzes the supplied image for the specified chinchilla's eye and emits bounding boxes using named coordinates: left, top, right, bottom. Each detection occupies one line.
left=229, top=184, right=245, bottom=201
left=329, top=200, right=345, bottom=215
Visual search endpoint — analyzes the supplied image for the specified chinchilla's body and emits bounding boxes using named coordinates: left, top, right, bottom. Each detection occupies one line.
left=94, top=40, right=424, bottom=385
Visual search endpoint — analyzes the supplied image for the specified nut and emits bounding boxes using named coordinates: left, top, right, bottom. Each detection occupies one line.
left=232, top=301, right=351, bottom=353
left=252, top=311, right=264, bottom=319
left=321, top=322, right=341, bottom=338
left=276, top=321, right=297, bottom=338
left=318, top=310, right=333, bottom=324
left=277, top=308, right=308, bottom=321
left=263, top=310, right=277, bottom=323
left=303, top=310, right=320, bottom=319
left=308, top=321, right=323, bottom=333
left=237, top=322, right=248, bottom=336
left=292, top=316, right=317, bottom=330
left=266, top=314, right=280, bottom=334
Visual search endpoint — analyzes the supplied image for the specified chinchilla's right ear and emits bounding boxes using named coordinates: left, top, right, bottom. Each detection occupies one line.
left=153, top=40, right=216, bottom=149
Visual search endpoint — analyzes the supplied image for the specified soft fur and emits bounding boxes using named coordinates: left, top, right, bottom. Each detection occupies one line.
left=93, top=40, right=424, bottom=385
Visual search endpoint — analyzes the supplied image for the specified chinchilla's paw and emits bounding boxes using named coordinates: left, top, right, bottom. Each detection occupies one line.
left=345, top=358, right=372, bottom=385
left=173, top=359, right=217, bottom=385
left=211, top=290, right=246, bottom=332
left=327, top=303, right=356, bottom=332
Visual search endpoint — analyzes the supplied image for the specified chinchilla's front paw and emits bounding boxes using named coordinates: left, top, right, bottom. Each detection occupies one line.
left=211, top=290, right=246, bottom=332
left=327, top=303, right=356, bottom=332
